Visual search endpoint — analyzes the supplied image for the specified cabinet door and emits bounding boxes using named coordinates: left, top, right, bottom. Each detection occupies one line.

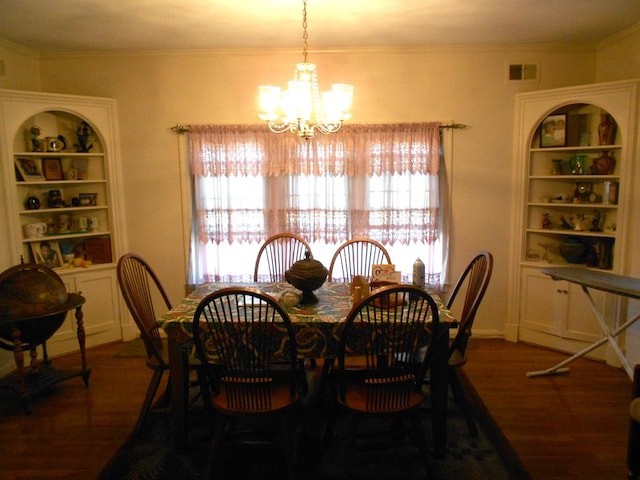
left=519, top=268, right=608, bottom=360
left=564, top=281, right=605, bottom=343
left=521, top=269, right=565, bottom=336
left=48, top=268, right=122, bottom=357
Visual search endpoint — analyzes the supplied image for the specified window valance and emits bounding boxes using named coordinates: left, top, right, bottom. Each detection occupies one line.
left=187, top=122, right=441, bottom=178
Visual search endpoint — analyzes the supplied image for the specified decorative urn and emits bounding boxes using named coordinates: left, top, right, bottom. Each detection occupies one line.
left=285, top=250, right=328, bottom=305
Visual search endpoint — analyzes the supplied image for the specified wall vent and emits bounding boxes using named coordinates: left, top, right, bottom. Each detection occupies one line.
left=507, top=63, right=539, bottom=82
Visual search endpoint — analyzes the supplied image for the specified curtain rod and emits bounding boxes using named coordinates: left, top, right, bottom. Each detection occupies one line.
left=170, top=121, right=469, bottom=135
left=439, top=122, right=468, bottom=130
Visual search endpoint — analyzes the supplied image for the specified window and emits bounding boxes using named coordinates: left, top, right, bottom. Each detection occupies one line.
left=187, top=123, right=446, bottom=287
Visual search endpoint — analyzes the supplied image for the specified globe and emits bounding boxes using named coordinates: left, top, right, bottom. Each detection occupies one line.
left=0, top=263, right=81, bottom=351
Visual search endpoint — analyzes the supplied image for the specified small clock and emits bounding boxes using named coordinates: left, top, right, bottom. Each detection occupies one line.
left=575, top=182, right=593, bottom=202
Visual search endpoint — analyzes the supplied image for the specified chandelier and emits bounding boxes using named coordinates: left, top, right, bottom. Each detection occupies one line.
left=258, top=0, right=354, bottom=139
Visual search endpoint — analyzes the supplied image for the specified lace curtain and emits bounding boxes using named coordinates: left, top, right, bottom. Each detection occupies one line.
left=187, top=122, right=445, bottom=285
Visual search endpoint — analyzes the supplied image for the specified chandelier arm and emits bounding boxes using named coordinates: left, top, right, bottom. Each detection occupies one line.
left=267, top=121, right=298, bottom=135
left=312, top=122, right=343, bottom=135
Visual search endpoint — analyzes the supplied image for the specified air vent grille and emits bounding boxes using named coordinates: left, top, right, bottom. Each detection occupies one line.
left=507, top=63, right=539, bottom=82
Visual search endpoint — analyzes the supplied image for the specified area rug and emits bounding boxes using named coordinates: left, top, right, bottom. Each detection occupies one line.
left=98, top=365, right=530, bottom=480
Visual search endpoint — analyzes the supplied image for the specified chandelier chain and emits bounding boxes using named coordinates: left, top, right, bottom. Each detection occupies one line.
left=302, top=0, right=308, bottom=63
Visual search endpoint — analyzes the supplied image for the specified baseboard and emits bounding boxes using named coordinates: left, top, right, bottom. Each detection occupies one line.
left=472, top=328, right=506, bottom=339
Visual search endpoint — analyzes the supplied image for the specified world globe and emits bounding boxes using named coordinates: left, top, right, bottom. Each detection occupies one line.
left=0, top=263, right=81, bottom=351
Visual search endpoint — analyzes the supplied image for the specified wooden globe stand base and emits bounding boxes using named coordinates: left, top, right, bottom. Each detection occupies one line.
left=0, top=297, right=91, bottom=414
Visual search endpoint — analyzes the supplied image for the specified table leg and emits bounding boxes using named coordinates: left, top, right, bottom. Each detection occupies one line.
left=168, top=337, right=189, bottom=452
left=74, top=306, right=91, bottom=386
left=430, top=326, right=449, bottom=458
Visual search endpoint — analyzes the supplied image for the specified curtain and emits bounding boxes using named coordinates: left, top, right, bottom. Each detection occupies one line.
left=187, top=122, right=444, bottom=285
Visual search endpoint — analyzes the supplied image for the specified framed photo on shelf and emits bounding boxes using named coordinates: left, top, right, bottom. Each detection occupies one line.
left=79, top=192, right=97, bottom=206
left=14, top=157, right=44, bottom=182
left=31, top=240, right=63, bottom=268
left=540, top=114, right=567, bottom=148
left=42, top=158, right=63, bottom=180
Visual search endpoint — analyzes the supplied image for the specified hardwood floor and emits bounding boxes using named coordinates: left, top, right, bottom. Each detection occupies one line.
left=463, top=338, right=630, bottom=480
left=0, top=338, right=631, bottom=479
left=0, top=342, right=145, bottom=480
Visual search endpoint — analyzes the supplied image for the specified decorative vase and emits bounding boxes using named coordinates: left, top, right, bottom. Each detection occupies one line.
left=595, top=151, right=615, bottom=175
left=597, top=113, right=616, bottom=146
left=558, top=236, right=588, bottom=264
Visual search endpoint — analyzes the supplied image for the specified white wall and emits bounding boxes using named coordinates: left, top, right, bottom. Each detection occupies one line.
left=26, top=45, right=596, bottom=338
left=5, top=38, right=639, bottom=340
left=596, top=25, right=640, bottom=83
left=0, top=39, right=41, bottom=91
left=596, top=25, right=640, bottom=365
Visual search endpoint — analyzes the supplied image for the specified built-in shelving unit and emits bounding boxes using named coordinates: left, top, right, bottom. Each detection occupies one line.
left=523, top=103, right=621, bottom=270
left=507, top=80, right=639, bottom=365
left=0, top=89, right=129, bottom=358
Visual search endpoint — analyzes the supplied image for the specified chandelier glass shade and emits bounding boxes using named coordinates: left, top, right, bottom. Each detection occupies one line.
left=258, top=0, right=354, bottom=139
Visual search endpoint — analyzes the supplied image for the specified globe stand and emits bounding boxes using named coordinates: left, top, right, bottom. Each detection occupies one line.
left=0, top=297, right=91, bottom=414
left=0, top=264, right=91, bottom=414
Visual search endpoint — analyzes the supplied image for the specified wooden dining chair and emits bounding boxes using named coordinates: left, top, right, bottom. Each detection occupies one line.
left=326, top=284, right=439, bottom=476
left=424, top=250, right=493, bottom=437
left=117, top=253, right=201, bottom=436
left=328, top=238, right=392, bottom=282
left=192, top=287, right=307, bottom=479
left=253, top=232, right=312, bottom=282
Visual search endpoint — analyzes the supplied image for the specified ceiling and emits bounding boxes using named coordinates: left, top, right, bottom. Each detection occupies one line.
left=1, top=0, right=639, bottom=54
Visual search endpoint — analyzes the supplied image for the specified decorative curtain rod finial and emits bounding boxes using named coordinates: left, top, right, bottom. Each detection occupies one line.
left=170, top=124, right=190, bottom=135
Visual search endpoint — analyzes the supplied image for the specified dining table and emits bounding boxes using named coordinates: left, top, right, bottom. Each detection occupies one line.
left=159, top=281, right=455, bottom=457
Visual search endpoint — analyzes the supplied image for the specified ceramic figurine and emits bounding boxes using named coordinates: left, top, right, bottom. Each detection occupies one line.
left=590, top=210, right=602, bottom=232
left=559, top=215, right=573, bottom=230
left=29, top=126, right=41, bottom=152
left=75, top=121, right=93, bottom=152
left=572, top=214, right=586, bottom=231
left=541, top=213, right=551, bottom=229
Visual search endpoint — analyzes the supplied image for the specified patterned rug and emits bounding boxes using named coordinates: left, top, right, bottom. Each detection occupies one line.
left=100, top=347, right=530, bottom=480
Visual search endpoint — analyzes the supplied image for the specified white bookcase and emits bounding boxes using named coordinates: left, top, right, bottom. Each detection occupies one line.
left=507, top=80, right=639, bottom=364
left=0, top=89, right=129, bottom=362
